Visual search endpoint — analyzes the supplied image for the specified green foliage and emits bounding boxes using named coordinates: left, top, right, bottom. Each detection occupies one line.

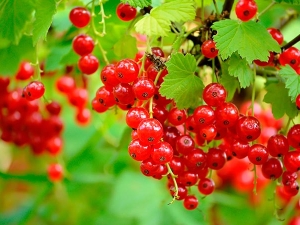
left=275, top=0, right=300, bottom=4
left=211, top=20, right=281, bottom=63
left=0, top=0, right=35, bottom=44
left=279, top=66, right=300, bottom=101
left=135, top=0, right=195, bottom=37
left=220, top=62, right=240, bottom=101
left=263, top=82, right=298, bottom=119
left=160, top=53, right=204, bottom=109
left=33, top=0, right=58, bottom=45
left=113, top=34, right=138, bottom=59
left=120, top=0, right=152, bottom=8
left=228, top=53, right=253, bottom=88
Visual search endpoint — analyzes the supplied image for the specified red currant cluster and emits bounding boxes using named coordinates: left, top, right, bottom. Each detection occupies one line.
left=69, top=7, right=99, bottom=75
left=0, top=74, right=63, bottom=156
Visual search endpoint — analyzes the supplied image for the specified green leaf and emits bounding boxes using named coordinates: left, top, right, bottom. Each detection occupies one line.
left=160, top=53, right=204, bottom=109
left=0, top=35, right=36, bottom=75
left=0, top=0, right=35, bottom=44
left=228, top=53, right=253, bottom=88
left=172, top=27, right=185, bottom=52
left=275, top=0, right=300, bottom=4
left=120, top=0, right=151, bottom=8
left=211, top=20, right=281, bottom=63
left=220, top=62, right=240, bottom=101
left=113, top=34, right=138, bottom=59
left=33, top=0, right=58, bottom=45
left=45, top=43, right=71, bottom=71
left=263, top=83, right=298, bottom=119
left=135, top=0, right=195, bottom=37
left=279, top=66, right=300, bottom=101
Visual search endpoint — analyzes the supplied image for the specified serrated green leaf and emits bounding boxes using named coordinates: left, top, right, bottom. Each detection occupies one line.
left=45, top=44, right=71, bottom=71
left=275, top=0, right=300, bottom=4
left=120, top=0, right=151, bottom=8
left=160, top=53, right=204, bottom=109
left=33, top=0, right=58, bottom=45
left=279, top=66, right=300, bottom=101
left=211, top=20, right=281, bottom=63
left=220, top=62, right=240, bottom=101
left=0, top=36, right=36, bottom=75
left=263, top=83, right=298, bottom=119
left=135, top=0, right=195, bottom=37
left=228, top=53, right=253, bottom=88
left=0, top=0, right=35, bottom=44
left=113, top=34, right=138, bottom=58
left=172, top=27, right=185, bottom=52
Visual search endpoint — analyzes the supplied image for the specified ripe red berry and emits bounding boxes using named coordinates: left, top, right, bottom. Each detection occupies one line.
left=126, top=107, right=149, bottom=129
left=91, top=98, right=108, bottom=113
left=184, top=148, right=207, bottom=171
left=132, top=77, right=155, bottom=100
left=140, top=158, right=159, bottom=176
left=296, top=94, right=300, bottom=109
left=267, top=28, right=284, bottom=45
left=72, top=34, right=94, bottom=56
left=46, top=136, right=63, bottom=155
left=203, top=83, right=227, bottom=107
left=261, top=157, right=283, bottom=180
left=198, top=178, right=215, bottom=195
left=279, top=47, right=300, bottom=69
left=193, top=105, right=215, bottom=127
left=78, top=54, right=99, bottom=75
left=95, top=86, right=115, bottom=108
left=46, top=101, right=61, bottom=115
left=206, top=147, right=226, bottom=170
left=137, top=118, right=163, bottom=146
left=128, top=139, right=152, bottom=161
left=177, top=171, right=198, bottom=186
left=16, top=61, right=34, bottom=80
left=69, top=7, right=91, bottom=28
left=151, top=141, right=173, bottom=164
left=113, top=83, right=135, bottom=105
left=183, top=195, right=199, bottom=210
left=215, top=102, right=239, bottom=128
left=287, top=124, right=300, bottom=148
left=116, top=3, right=137, bottom=21
left=76, top=107, right=91, bottom=125
left=267, top=134, right=289, bottom=157
left=236, top=116, right=261, bottom=142
left=201, top=40, right=218, bottom=58
left=283, top=151, right=300, bottom=172
left=56, top=76, right=76, bottom=94
left=235, top=0, right=258, bottom=22
left=248, top=143, right=268, bottom=165
left=100, top=64, right=119, bottom=90
left=168, top=108, right=187, bottom=126
left=115, top=59, right=139, bottom=83
left=176, top=134, right=195, bottom=155
left=22, top=81, right=45, bottom=101
left=48, top=163, right=63, bottom=182
left=169, top=185, right=187, bottom=200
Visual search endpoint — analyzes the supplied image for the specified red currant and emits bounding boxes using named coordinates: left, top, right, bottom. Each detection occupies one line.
left=183, top=195, right=199, bottom=210
left=168, top=108, right=187, bottom=126
left=116, top=3, right=137, bottom=22
left=78, top=54, right=99, bottom=75
left=296, top=94, right=300, bottom=109
left=48, top=163, right=63, bottom=182
left=132, top=77, right=155, bottom=100
left=287, top=124, right=300, bottom=148
left=236, top=115, right=261, bottom=142
left=235, top=0, right=257, bottom=22
left=267, top=28, right=284, bottom=45
left=198, top=178, right=215, bottom=195
left=22, top=81, right=45, bottom=101
left=16, top=61, right=34, bottom=80
left=69, top=7, right=91, bottom=28
left=95, top=86, right=115, bottom=107
left=137, top=118, right=163, bottom=146
left=72, top=34, right=94, bottom=56
left=206, top=147, right=226, bottom=170
left=100, top=64, right=120, bottom=91
left=203, top=83, right=227, bottom=107
left=126, top=107, right=149, bottom=129
left=201, top=40, right=218, bottom=58
left=128, top=138, right=151, bottom=161
left=248, top=144, right=268, bottom=165
left=151, top=141, right=173, bottom=164
left=267, top=134, right=289, bottom=157
left=115, top=59, right=139, bottom=83
left=56, top=76, right=76, bottom=94
left=283, top=151, right=300, bottom=172
left=261, top=157, right=283, bottom=180
left=193, top=105, right=215, bottom=127
left=279, top=47, right=300, bottom=69
left=215, top=102, right=239, bottom=128
left=176, top=134, right=195, bottom=155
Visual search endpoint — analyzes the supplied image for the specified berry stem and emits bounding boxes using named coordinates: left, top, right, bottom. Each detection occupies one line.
left=201, top=0, right=205, bottom=22
left=212, top=0, right=220, bottom=17
left=166, top=163, right=179, bottom=205
left=251, top=66, right=256, bottom=116
left=257, top=1, right=276, bottom=18
left=138, top=53, right=146, bottom=77
left=149, top=96, right=154, bottom=118
left=98, top=0, right=110, bottom=36
left=281, top=33, right=300, bottom=51
left=253, top=164, right=258, bottom=195
left=221, top=0, right=234, bottom=18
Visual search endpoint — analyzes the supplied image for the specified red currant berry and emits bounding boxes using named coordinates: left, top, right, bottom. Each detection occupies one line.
left=91, top=98, right=108, bottom=113
left=76, top=108, right=91, bottom=125
left=22, top=81, right=45, bottom=101
left=100, top=64, right=119, bottom=90
left=279, top=47, right=300, bottom=69
left=261, top=157, right=283, bottom=180
left=215, top=102, right=239, bottom=128
left=231, top=139, right=250, bottom=159
left=282, top=171, right=298, bottom=186
left=46, top=101, right=61, bottom=115
left=267, top=28, right=284, bottom=45
left=69, top=7, right=91, bottom=28
left=126, top=107, right=149, bottom=129
left=68, top=88, right=88, bottom=108
left=152, top=104, right=168, bottom=124
left=48, top=163, right=63, bottom=182
left=203, top=83, right=227, bottom=107
left=201, top=40, right=218, bottom=58
left=128, top=138, right=151, bottom=161
left=137, top=118, right=163, bottom=146
left=287, top=124, right=300, bottom=148
left=78, top=54, right=99, bottom=75
left=248, top=144, right=268, bottom=165
left=151, top=141, right=173, bottom=164
left=46, top=136, right=63, bottom=155
left=72, top=34, right=94, bottom=56
left=236, top=116, right=261, bottom=142
left=169, top=156, right=185, bottom=174
left=113, top=83, right=135, bottom=105
left=199, top=124, right=217, bottom=141
left=169, top=185, right=187, bottom=201
left=193, top=105, right=215, bottom=127
left=254, top=52, right=274, bottom=67
left=95, top=86, right=115, bottom=107
left=132, top=77, right=155, bottom=100
left=235, top=0, right=258, bottom=22
left=115, top=59, right=139, bottom=83
left=176, top=134, right=195, bottom=155
left=140, top=158, right=159, bottom=176
left=178, top=171, right=198, bottom=186
left=267, top=134, right=289, bottom=157
left=283, top=151, right=300, bottom=172
left=16, top=61, right=34, bottom=80
left=206, top=148, right=226, bottom=170
left=198, top=178, right=215, bottom=195
left=56, top=76, right=76, bottom=94
left=116, top=3, right=137, bottom=22
left=168, top=108, right=187, bottom=126
left=183, top=195, right=199, bottom=210
left=184, top=148, right=207, bottom=171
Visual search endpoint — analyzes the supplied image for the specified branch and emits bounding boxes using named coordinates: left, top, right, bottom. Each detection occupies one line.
left=221, top=0, right=234, bottom=18
left=281, top=34, right=300, bottom=51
